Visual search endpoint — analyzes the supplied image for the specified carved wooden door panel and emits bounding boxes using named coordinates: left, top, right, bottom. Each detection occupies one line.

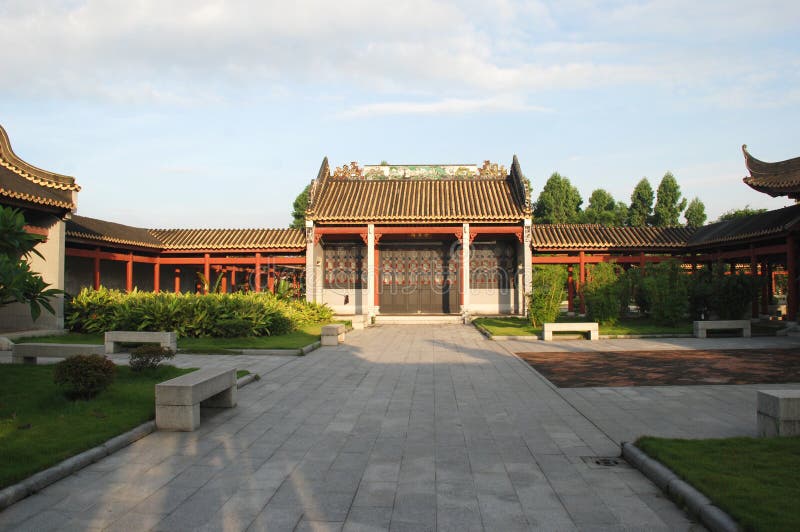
left=379, top=245, right=459, bottom=314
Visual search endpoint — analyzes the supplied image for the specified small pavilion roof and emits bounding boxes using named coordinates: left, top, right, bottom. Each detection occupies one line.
left=0, top=125, right=79, bottom=211
left=530, top=224, right=694, bottom=251
left=742, top=145, right=800, bottom=199
left=67, top=215, right=305, bottom=251
left=307, top=157, right=531, bottom=224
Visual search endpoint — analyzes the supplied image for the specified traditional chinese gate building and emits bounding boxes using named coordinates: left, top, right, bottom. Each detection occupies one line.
left=303, top=157, right=533, bottom=316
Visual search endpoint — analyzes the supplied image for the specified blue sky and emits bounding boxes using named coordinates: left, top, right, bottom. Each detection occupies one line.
left=1, top=0, right=799, bottom=228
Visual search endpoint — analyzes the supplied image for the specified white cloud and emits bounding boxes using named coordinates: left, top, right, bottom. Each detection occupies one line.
left=336, top=96, right=551, bottom=118
left=0, top=0, right=797, bottom=111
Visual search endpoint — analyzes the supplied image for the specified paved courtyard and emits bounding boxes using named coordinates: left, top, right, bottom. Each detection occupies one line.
left=0, top=325, right=738, bottom=531
left=502, top=336, right=800, bottom=443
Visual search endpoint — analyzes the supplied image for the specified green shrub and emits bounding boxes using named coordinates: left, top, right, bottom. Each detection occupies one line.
left=528, top=265, right=567, bottom=327
left=711, top=268, right=760, bottom=320
left=129, top=345, right=176, bottom=372
left=688, top=266, right=714, bottom=320
left=640, top=261, right=689, bottom=325
left=619, top=267, right=647, bottom=315
left=583, top=262, right=621, bottom=325
left=54, top=355, right=116, bottom=399
left=66, top=288, right=333, bottom=338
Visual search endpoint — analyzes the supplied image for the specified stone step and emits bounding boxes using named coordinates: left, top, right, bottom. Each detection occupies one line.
left=374, top=314, right=464, bottom=325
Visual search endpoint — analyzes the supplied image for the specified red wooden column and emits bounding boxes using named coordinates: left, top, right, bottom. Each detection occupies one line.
left=788, top=235, right=797, bottom=321
left=750, top=246, right=759, bottom=317
left=268, top=264, right=275, bottom=292
left=203, top=253, right=211, bottom=294
left=567, top=264, right=575, bottom=313
left=254, top=253, right=262, bottom=292
left=761, top=261, right=770, bottom=315
left=125, top=253, right=133, bottom=292
left=578, top=251, right=586, bottom=314
left=154, top=257, right=161, bottom=292
left=93, top=247, right=101, bottom=289
left=639, top=252, right=646, bottom=273
left=374, top=234, right=381, bottom=307
left=174, top=268, right=181, bottom=293
left=220, top=269, right=228, bottom=294
left=230, top=268, right=236, bottom=290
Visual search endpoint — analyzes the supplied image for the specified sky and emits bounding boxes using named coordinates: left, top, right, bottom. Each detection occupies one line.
left=1, top=0, right=799, bottom=229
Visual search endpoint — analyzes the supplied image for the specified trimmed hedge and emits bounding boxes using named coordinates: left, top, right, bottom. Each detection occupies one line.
left=66, top=287, right=333, bottom=338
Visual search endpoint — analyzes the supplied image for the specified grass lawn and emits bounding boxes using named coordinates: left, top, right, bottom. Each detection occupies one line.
left=637, top=436, right=800, bottom=532
left=0, top=364, right=193, bottom=489
left=15, top=323, right=332, bottom=352
left=473, top=316, right=693, bottom=337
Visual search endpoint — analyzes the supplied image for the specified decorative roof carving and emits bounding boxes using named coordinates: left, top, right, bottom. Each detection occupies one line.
left=477, top=160, right=507, bottom=179
left=742, top=145, right=800, bottom=199
left=332, top=161, right=363, bottom=179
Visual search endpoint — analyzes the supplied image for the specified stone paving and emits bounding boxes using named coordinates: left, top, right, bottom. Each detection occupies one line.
left=1, top=325, right=712, bottom=531
left=501, top=336, right=800, bottom=443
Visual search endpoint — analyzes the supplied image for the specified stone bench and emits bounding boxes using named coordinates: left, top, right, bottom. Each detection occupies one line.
left=321, top=324, right=346, bottom=346
left=11, top=343, right=104, bottom=364
left=105, top=331, right=177, bottom=354
left=757, top=390, right=800, bottom=437
left=693, top=320, right=751, bottom=338
left=543, top=322, right=599, bottom=341
left=155, top=368, right=237, bottom=431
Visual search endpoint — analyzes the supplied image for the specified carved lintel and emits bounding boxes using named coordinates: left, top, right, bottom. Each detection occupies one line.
left=468, top=233, right=477, bottom=244
left=359, top=233, right=369, bottom=245
left=374, top=233, right=382, bottom=244
left=454, top=229, right=463, bottom=242
left=313, top=233, right=323, bottom=245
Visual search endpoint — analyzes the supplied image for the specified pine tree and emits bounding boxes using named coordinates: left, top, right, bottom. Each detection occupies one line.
left=533, top=172, right=583, bottom=224
left=684, top=197, right=707, bottom=228
left=290, top=184, right=311, bottom=229
left=628, top=178, right=654, bottom=227
left=652, top=172, right=687, bottom=227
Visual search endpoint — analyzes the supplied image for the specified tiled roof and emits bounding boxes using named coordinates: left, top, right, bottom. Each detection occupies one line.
left=67, top=215, right=305, bottom=251
left=151, top=228, right=305, bottom=250
left=0, top=125, right=79, bottom=211
left=688, top=203, right=800, bottom=247
left=742, top=145, right=800, bottom=199
left=67, top=215, right=164, bottom=249
left=307, top=157, right=530, bottom=224
left=531, top=224, right=694, bottom=250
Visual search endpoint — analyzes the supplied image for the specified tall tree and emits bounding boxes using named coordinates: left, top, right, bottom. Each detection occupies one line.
left=582, top=189, right=627, bottom=226
left=652, top=172, right=687, bottom=226
left=684, top=197, right=707, bottom=228
left=290, top=184, right=311, bottom=229
left=533, top=172, right=583, bottom=224
left=716, top=206, right=768, bottom=222
left=0, top=206, right=61, bottom=320
left=628, top=178, right=654, bottom=227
